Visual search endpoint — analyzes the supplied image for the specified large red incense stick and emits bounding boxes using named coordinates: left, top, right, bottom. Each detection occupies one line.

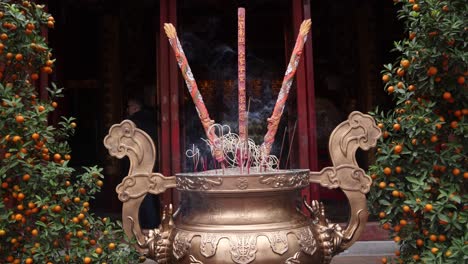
left=260, top=19, right=311, bottom=161
left=164, top=23, right=224, bottom=162
left=238, top=8, right=247, bottom=143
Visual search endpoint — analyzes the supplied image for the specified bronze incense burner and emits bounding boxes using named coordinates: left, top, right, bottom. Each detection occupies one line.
left=104, top=111, right=381, bottom=263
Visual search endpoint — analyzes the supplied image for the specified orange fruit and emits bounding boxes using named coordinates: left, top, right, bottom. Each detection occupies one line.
left=443, top=91, right=452, bottom=100
left=430, top=135, right=438, bottom=143
left=427, top=66, right=438, bottom=76
left=452, top=168, right=460, bottom=176
left=394, top=145, right=403, bottom=154
left=83, top=257, right=92, bottom=264
left=416, top=239, right=424, bottom=247
left=22, top=174, right=30, bottom=181
left=403, top=205, right=410, bottom=212
left=53, top=153, right=61, bottom=161
left=15, top=115, right=24, bottom=123
left=53, top=205, right=62, bottom=213
left=31, top=133, right=40, bottom=140
left=431, top=247, right=439, bottom=254
left=379, top=182, right=387, bottom=189
left=394, top=236, right=401, bottom=243
left=31, top=73, right=39, bottom=81
left=108, top=242, right=116, bottom=250
left=382, top=74, right=390, bottom=83
left=95, top=247, right=103, bottom=254
left=438, top=234, right=446, bottom=242
left=15, top=54, right=23, bottom=61
left=15, top=214, right=23, bottom=221
left=393, top=123, right=401, bottom=131
left=425, top=204, right=433, bottom=212
left=408, top=84, right=416, bottom=91
left=396, top=68, right=405, bottom=77
left=37, top=105, right=45, bottom=112
left=457, top=76, right=465, bottom=85
left=400, top=59, right=410, bottom=69
left=379, top=212, right=386, bottom=218
left=395, top=166, right=402, bottom=174
left=387, top=86, right=395, bottom=94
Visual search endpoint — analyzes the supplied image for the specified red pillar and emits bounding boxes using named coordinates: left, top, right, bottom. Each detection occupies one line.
left=158, top=0, right=180, bottom=205
left=292, top=0, right=319, bottom=201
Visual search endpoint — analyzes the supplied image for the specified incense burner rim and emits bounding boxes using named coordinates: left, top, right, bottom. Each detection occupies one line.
left=175, top=168, right=310, bottom=193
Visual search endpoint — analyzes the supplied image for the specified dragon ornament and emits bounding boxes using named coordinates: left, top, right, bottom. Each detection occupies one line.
left=309, top=111, right=381, bottom=259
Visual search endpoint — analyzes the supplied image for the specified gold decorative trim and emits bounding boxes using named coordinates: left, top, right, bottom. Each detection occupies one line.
left=265, top=231, right=289, bottom=255
left=171, top=227, right=317, bottom=262
left=177, top=176, right=223, bottom=191
left=116, top=173, right=176, bottom=202
left=229, top=234, right=258, bottom=264
left=259, top=172, right=309, bottom=188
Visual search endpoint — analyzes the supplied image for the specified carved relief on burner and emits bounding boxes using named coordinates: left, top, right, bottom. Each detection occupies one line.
left=265, top=231, right=289, bottom=255
left=200, top=233, right=222, bottom=257
left=236, top=177, right=249, bottom=190
left=293, top=226, right=317, bottom=256
left=259, top=172, right=309, bottom=188
left=173, top=231, right=195, bottom=260
left=177, top=176, right=223, bottom=191
left=229, top=234, right=258, bottom=264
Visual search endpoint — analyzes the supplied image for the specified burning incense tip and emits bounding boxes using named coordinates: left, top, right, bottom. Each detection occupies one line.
left=299, top=19, right=312, bottom=36
left=164, top=23, right=177, bottom=39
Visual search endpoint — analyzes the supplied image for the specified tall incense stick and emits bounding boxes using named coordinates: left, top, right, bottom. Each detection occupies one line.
left=164, top=23, right=224, bottom=163
left=238, top=8, right=247, bottom=143
left=260, top=19, right=311, bottom=163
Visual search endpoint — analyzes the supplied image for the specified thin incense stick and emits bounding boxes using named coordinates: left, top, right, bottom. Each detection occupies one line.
left=278, top=126, right=288, bottom=169
left=285, top=120, right=298, bottom=169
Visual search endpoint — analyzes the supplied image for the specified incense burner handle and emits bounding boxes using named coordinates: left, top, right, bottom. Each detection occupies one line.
left=308, top=111, right=381, bottom=258
left=104, top=120, right=176, bottom=255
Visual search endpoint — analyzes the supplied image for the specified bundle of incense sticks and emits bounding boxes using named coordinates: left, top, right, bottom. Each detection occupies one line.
left=164, top=23, right=224, bottom=163
left=165, top=16, right=311, bottom=170
left=261, top=19, right=311, bottom=163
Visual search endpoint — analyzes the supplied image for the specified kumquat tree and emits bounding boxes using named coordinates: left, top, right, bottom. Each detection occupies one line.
left=368, top=0, right=467, bottom=263
left=0, top=1, right=139, bottom=263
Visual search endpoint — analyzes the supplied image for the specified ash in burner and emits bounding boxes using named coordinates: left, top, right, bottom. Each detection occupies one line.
left=185, top=123, right=279, bottom=174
